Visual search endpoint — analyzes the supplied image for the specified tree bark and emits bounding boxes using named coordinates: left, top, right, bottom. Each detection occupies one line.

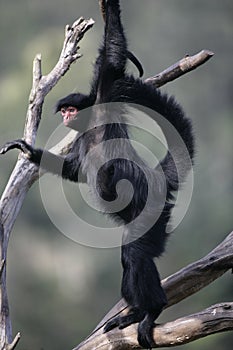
left=144, top=50, right=214, bottom=87
left=0, top=17, right=94, bottom=350
left=73, top=303, right=233, bottom=350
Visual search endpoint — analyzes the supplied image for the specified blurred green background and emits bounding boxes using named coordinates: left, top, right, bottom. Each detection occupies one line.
left=0, top=0, right=232, bottom=349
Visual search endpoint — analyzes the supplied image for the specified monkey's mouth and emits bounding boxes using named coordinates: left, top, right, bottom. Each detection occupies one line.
left=60, top=106, right=79, bottom=126
left=63, top=115, right=78, bottom=126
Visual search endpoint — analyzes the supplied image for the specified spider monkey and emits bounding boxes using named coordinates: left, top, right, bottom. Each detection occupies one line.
left=0, top=0, right=195, bottom=348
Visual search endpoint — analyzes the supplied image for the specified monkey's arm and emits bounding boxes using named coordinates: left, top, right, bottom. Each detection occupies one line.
left=0, top=139, right=84, bottom=183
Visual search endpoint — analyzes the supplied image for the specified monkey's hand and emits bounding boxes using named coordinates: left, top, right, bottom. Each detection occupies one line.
left=0, top=139, right=33, bottom=158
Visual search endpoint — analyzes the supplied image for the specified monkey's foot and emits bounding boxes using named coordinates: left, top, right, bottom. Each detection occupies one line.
left=104, top=311, right=157, bottom=349
left=137, top=314, right=157, bottom=349
left=104, top=309, right=145, bottom=332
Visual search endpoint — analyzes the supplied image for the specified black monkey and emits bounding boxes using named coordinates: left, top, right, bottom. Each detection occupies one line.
left=0, top=0, right=195, bottom=348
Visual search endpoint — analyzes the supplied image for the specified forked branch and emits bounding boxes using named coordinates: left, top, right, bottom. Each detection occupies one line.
left=73, top=232, right=233, bottom=349
left=73, top=303, right=233, bottom=349
left=0, top=16, right=94, bottom=350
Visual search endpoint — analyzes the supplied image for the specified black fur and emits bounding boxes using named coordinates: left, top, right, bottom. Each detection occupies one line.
left=126, top=50, right=144, bottom=77
left=0, top=0, right=195, bottom=348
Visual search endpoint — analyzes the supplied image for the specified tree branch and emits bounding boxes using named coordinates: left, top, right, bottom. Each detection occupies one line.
left=73, top=302, right=233, bottom=349
left=0, top=16, right=94, bottom=350
left=145, top=50, right=214, bottom=87
left=73, top=233, right=233, bottom=349
left=6, top=333, right=21, bottom=350
left=86, top=231, right=233, bottom=336
left=1, top=16, right=94, bottom=236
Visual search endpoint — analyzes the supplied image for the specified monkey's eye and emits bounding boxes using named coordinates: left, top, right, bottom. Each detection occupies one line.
left=67, top=107, right=77, bottom=114
left=60, top=108, right=66, bottom=115
left=60, top=106, right=78, bottom=116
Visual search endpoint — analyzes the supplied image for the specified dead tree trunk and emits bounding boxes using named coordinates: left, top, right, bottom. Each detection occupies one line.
left=0, top=16, right=94, bottom=350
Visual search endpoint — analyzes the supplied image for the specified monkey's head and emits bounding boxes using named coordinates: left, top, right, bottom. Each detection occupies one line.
left=55, top=93, right=94, bottom=128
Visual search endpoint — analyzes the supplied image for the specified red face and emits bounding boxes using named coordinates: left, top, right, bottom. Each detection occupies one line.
left=60, top=106, right=78, bottom=126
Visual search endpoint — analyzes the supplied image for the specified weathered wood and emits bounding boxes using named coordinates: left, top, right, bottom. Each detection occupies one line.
left=73, top=303, right=233, bottom=349
left=145, top=50, right=214, bottom=87
left=0, top=17, right=94, bottom=350
left=0, top=222, right=21, bottom=350
left=73, top=232, right=233, bottom=349
left=92, top=232, right=233, bottom=331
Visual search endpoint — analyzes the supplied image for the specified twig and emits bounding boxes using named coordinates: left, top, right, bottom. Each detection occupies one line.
left=6, top=333, right=21, bottom=350
left=24, top=17, right=94, bottom=147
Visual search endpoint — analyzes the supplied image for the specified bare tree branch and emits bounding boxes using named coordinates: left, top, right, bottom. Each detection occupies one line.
left=0, top=17, right=94, bottom=350
left=73, top=232, right=233, bottom=349
left=6, top=333, right=21, bottom=350
left=0, top=218, right=13, bottom=348
left=1, top=16, right=94, bottom=238
left=145, top=50, right=214, bottom=87
left=73, top=302, right=233, bottom=350
left=91, top=232, right=233, bottom=332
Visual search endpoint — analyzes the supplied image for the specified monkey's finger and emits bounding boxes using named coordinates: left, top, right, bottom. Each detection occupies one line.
left=0, top=142, right=18, bottom=154
left=103, top=317, right=120, bottom=333
left=0, top=140, right=30, bottom=155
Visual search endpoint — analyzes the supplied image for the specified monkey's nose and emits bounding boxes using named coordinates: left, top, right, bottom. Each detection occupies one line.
left=63, top=114, right=70, bottom=126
